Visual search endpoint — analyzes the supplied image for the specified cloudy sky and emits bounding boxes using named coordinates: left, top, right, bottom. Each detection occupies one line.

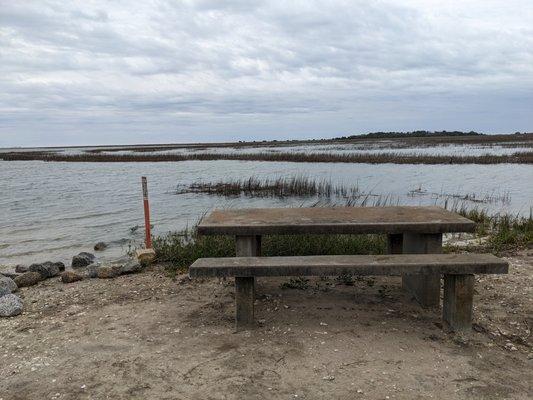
left=1, top=0, right=532, bottom=147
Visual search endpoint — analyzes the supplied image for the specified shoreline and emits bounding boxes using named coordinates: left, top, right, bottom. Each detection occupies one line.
left=3, top=133, right=533, bottom=153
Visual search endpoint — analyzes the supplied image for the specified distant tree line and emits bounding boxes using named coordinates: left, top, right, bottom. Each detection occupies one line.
left=337, top=130, right=484, bottom=140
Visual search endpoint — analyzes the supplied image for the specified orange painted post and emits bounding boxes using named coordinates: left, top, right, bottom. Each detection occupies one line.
left=141, top=176, right=152, bottom=249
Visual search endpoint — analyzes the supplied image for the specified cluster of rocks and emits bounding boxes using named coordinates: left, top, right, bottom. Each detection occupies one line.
left=1, top=251, right=144, bottom=318
left=68, top=256, right=143, bottom=281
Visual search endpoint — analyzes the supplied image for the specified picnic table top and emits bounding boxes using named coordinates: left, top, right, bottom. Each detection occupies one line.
left=197, top=206, right=476, bottom=236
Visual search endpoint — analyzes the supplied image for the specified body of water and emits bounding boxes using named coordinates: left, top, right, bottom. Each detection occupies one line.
left=1, top=158, right=532, bottom=266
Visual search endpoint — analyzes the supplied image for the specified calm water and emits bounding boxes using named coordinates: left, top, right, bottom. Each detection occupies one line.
left=1, top=159, right=532, bottom=266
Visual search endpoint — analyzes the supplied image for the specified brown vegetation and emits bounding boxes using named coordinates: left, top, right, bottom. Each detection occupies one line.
left=1, top=150, right=532, bottom=164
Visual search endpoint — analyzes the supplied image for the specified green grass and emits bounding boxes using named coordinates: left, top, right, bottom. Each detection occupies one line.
left=452, top=206, right=533, bottom=253
left=153, top=229, right=386, bottom=272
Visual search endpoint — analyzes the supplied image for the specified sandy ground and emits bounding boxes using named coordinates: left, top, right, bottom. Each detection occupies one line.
left=1, top=252, right=532, bottom=400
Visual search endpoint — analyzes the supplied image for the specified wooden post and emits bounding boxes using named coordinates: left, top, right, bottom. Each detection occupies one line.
left=443, top=274, right=474, bottom=331
left=402, top=233, right=441, bottom=307
left=234, top=235, right=261, bottom=331
left=141, top=177, right=152, bottom=249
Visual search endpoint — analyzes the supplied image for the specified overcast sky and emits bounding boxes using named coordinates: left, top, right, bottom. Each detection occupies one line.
left=1, top=0, right=532, bottom=147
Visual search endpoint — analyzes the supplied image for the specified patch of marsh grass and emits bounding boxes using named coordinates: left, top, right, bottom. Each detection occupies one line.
left=2, top=150, right=532, bottom=164
left=153, top=229, right=386, bottom=272
left=177, top=176, right=361, bottom=198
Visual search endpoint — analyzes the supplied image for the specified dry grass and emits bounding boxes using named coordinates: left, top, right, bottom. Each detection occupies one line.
left=2, top=150, right=532, bottom=164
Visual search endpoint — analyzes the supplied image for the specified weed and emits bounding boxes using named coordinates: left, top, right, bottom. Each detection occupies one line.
left=281, top=277, right=310, bottom=290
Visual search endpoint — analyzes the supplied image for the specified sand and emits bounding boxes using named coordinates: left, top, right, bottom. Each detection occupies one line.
left=1, top=252, right=532, bottom=399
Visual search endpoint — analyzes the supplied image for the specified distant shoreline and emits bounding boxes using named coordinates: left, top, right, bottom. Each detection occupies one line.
left=1, top=133, right=532, bottom=164
left=2, top=132, right=532, bottom=152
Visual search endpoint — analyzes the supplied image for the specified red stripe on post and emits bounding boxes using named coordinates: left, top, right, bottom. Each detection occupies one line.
left=141, top=176, right=152, bottom=249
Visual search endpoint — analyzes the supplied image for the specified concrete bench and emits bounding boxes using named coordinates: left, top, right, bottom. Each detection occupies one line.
left=197, top=207, right=478, bottom=308
left=189, top=253, right=508, bottom=332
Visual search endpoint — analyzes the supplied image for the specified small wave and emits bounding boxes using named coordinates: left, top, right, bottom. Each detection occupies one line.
left=5, top=243, right=86, bottom=257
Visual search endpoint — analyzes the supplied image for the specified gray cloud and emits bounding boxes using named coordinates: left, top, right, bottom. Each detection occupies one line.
left=0, top=0, right=532, bottom=146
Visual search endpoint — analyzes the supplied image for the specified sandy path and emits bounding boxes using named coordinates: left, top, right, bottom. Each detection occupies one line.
left=1, top=253, right=532, bottom=399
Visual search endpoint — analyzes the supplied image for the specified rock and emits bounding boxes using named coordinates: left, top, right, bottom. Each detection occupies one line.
left=96, top=265, right=122, bottom=279
left=43, top=261, right=62, bottom=276
left=0, top=294, right=23, bottom=317
left=72, top=252, right=96, bottom=269
left=14, top=272, right=42, bottom=288
left=0, top=276, right=18, bottom=296
left=53, top=262, right=66, bottom=272
left=120, top=260, right=143, bottom=275
left=505, top=342, right=518, bottom=351
left=0, top=270, right=19, bottom=279
left=15, top=265, right=29, bottom=273
left=135, top=248, right=156, bottom=265
left=28, top=263, right=46, bottom=277
left=86, top=263, right=99, bottom=278
left=94, top=242, right=107, bottom=251
left=29, top=262, right=60, bottom=279
left=61, top=271, right=83, bottom=284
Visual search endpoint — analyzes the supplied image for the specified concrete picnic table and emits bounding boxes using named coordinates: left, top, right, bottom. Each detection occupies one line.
left=197, top=206, right=476, bottom=307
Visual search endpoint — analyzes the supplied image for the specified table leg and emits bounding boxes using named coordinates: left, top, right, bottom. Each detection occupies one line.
left=402, top=233, right=441, bottom=308
left=387, top=234, right=403, bottom=254
left=234, top=235, right=261, bottom=331
left=443, top=274, right=474, bottom=331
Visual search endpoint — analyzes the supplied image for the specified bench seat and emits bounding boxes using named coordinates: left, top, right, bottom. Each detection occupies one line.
left=189, top=253, right=508, bottom=332
left=189, top=253, right=507, bottom=277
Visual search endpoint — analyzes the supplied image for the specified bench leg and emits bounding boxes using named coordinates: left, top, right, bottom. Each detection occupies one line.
left=235, top=277, right=255, bottom=330
left=443, top=274, right=474, bottom=331
left=234, top=235, right=261, bottom=331
left=402, top=233, right=441, bottom=308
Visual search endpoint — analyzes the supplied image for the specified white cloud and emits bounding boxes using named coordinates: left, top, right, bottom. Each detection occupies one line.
left=0, top=0, right=532, bottom=146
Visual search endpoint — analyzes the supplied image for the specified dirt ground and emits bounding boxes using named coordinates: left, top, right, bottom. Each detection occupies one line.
left=1, top=252, right=532, bottom=400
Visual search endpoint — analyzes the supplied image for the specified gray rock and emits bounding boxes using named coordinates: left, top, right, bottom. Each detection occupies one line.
left=42, top=262, right=61, bottom=277
left=14, top=271, right=42, bottom=288
left=0, top=271, right=19, bottom=279
left=29, top=262, right=60, bottom=279
left=86, top=263, right=100, bottom=278
left=0, top=294, right=23, bottom=317
left=29, top=263, right=47, bottom=278
left=15, top=265, right=29, bottom=273
left=61, top=270, right=83, bottom=283
left=0, top=276, right=18, bottom=296
left=94, top=242, right=107, bottom=251
left=72, top=252, right=96, bottom=269
left=120, top=260, right=143, bottom=275
left=53, top=262, right=66, bottom=272
left=96, top=265, right=122, bottom=279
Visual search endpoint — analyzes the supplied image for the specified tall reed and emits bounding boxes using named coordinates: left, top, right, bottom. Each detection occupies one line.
left=2, top=150, right=532, bottom=164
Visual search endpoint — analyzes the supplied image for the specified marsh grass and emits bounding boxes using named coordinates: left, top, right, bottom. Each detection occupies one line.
left=410, top=187, right=512, bottom=206
left=447, top=204, right=533, bottom=253
left=177, top=176, right=360, bottom=198
left=180, top=176, right=513, bottom=208
left=153, top=229, right=387, bottom=272
left=2, top=150, right=532, bottom=164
